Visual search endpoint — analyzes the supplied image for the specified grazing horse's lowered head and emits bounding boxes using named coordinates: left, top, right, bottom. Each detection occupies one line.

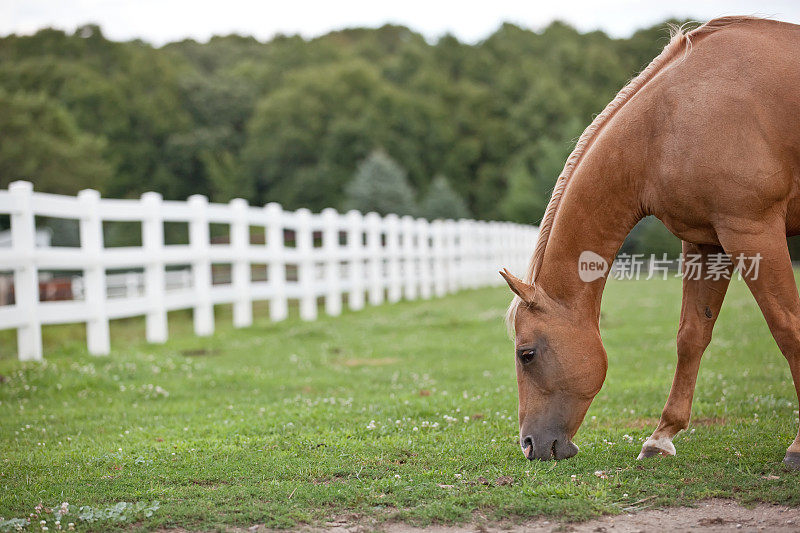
left=500, top=269, right=606, bottom=460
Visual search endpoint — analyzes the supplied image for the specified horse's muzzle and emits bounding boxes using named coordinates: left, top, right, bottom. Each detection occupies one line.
left=521, top=434, right=579, bottom=461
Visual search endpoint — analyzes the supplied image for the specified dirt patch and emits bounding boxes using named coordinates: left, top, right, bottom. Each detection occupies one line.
left=401, top=500, right=798, bottom=533
left=180, top=348, right=220, bottom=357
left=156, top=499, right=800, bottom=532
left=256, top=499, right=797, bottom=533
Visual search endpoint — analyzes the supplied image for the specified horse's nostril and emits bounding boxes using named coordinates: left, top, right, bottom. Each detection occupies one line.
left=521, top=436, right=534, bottom=460
left=553, top=438, right=580, bottom=460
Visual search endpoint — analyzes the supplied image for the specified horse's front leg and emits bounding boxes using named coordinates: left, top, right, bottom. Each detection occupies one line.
left=639, top=242, right=731, bottom=459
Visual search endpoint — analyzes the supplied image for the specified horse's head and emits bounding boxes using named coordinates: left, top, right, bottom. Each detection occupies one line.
left=500, top=269, right=607, bottom=461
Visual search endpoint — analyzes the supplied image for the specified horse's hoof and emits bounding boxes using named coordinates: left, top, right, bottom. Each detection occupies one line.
left=784, top=452, right=800, bottom=470
left=637, top=446, right=672, bottom=459
left=637, top=437, right=676, bottom=460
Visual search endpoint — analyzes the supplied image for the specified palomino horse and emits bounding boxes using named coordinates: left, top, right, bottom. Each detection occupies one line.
left=501, top=16, right=800, bottom=469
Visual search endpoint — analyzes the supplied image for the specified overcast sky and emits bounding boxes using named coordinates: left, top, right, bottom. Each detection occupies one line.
left=2, top=0, right=800, bottom=46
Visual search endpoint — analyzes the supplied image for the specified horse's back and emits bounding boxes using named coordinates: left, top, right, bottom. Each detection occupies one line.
left=635, top=18, right=800, bottom=240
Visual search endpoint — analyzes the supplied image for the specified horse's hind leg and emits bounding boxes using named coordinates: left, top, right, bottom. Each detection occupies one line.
left=717, top=226, right=800, bottom=469
left=638, top=242, right=731, bottom=459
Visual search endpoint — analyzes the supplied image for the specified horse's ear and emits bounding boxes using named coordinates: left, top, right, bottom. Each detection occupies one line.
left=499, top=268, right=535, bottom=303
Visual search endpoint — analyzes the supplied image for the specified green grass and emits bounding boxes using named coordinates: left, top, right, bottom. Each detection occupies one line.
left=1, top=277, right=799, bottom=531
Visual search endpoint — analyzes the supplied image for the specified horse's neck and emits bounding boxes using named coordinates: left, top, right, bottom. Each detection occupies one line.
left=535, top=146, right=643, bottom=319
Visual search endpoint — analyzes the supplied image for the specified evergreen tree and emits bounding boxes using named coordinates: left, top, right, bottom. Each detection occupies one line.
left=420, top=175, right=469, bottom=220
left=344, top=150, right=416, bottom=216
left=499, top=161, right=541, bottom=224
left=203, top=150, right=254, bottom=202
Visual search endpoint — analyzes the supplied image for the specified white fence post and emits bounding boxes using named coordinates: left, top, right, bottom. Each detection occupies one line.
left=385, top=214, right=401, bottom=303
left=9, top=181, right=42, bottom=361
left=499, top=221, right=511, bottom=279
left=482, top=221, right=492, bottom=286
left=141, top=192, right=167, bottom=343
left=322, top=208, right=342, bottom=316
left=445, top=220, right=458, bottom=294
left=458, top=219, right=470, bottom=289
left=346, top=210, right=365, bottom=310
left=479, top=221, right=487, bottom=285
left=460, top=219, right=472, bottom=289
left=401, top=216, right=417, bottom=300
left=296, top=208, right=316, bottom=321
left=453, top=220, right=460, bottom=288
left=265, top=202, right=288, bottom=321
left=481, top=221, right=488, bottom=286
left=364, top=212, right=383, bottom=306
left=188, top=194, right=214, bottom=336
left=78, top=188, right=110, bottom=356
left=486, top=221, right=493, bottom=284
left=438, top=219, right=450, bottom=295
left=230, top=198, right=252, bottom=328
left=492, top=221, right=501, bottom=279
left=417, top=218, right=432, bottom=299
left=431, top=219, right=446, bottom=298
left=435, top=220, right=445, bottom=295
left=513, top=224, right=524, bottom=276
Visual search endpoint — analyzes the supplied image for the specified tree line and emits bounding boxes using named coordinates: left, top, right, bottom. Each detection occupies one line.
left=0, top=20, right=698, bottom=253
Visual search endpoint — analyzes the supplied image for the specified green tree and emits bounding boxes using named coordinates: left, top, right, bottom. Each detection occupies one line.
left=0, top=27, right=191, bottom=199
left=0, top=90, right=112, bottom=194
left=344, top=150, right=416, bottom=216
left=420, top=175, right=469, bottom=220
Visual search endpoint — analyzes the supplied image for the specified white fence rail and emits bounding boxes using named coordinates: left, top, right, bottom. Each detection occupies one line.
left=0, top=181, right=538, bottom=361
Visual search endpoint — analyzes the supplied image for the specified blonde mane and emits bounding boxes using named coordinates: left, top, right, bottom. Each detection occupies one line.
left=506, top=16, right=758, bottom=333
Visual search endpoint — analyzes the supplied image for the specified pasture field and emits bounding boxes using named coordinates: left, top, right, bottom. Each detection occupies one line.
left=1, top=277, right=799, bottom=531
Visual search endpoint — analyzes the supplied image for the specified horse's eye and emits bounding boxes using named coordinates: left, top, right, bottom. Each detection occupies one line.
left=517, top=348, right=537, bottom=364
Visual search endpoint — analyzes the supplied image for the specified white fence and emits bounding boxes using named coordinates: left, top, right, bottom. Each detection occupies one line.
left=0, top=181, right=538, bottom=361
